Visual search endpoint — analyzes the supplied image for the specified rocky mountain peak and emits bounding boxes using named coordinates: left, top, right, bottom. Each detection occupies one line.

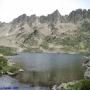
left=68, top=9, right=82, bottom=23
left=29, top=14, right=38, bottom=23
left=68, top=9, right=90, bottom=23
left=47, top=9, right=62, bottom=24
left=52, top=9, right=60, bottom=17
left=40, top=10, right=62, bottom=24
left=10, top=9, right=90, bottom=25
left=87, top=9, right=90, bottom=18
left=12, top=14, right=28, bottom=24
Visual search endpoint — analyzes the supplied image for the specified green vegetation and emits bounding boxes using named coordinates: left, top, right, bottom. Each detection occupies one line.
left=66, top=81, right=81, bottom=90
left=81, top=80, right=90, bottom=90
left=0, top=57, right=9, bottom=75
left=40, top=40, right=49, bottom=49
left=0, top=56, right=20, bottom=76
left=65, top=80, right=90, bottom=90
left=81, top=20, right=90, bottom=32
left=0, top=46, right=16, bottom=56
left=0, top=57, right=13, bottom=75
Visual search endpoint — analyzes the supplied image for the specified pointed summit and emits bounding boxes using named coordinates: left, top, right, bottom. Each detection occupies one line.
left=52, top=9, right=60, bottom=16
left=51, top=9, right=61, bottom=19
left=46, top=9, right=62, bottom=24
left=12, top=14, right=28, bottom=24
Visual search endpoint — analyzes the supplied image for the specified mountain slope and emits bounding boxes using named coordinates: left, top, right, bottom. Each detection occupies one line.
left=0, top=9, right=90, bottom=53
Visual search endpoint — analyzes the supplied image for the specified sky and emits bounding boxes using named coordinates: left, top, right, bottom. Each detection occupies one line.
left=0, top=0, right=90, bottom=22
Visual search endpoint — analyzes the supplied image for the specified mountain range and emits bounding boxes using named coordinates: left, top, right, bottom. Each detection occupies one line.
left=0, top=9, right=90, bottom=53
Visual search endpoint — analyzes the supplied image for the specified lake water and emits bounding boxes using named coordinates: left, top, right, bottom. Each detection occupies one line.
left=11, top=53, right=83, bottom=71
left=0, top=53, right=84, bottom=89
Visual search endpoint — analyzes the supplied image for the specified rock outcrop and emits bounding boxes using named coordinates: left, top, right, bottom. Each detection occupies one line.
left=83, top=57, right=90, bottom=79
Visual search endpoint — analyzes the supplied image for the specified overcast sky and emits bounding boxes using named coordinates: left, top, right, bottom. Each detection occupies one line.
left=0, top=0, right=90, bottom=22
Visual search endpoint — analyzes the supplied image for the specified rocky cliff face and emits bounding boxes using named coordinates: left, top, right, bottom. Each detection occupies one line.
left=0, top=9, right=90, bottom=52
left=68, top=9, right=90, bottom=23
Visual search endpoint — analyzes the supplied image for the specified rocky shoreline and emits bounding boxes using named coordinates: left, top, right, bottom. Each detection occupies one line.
left=82, top=56, right=90, bottom=79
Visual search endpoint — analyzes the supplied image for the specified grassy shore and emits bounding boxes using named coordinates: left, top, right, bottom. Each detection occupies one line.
left=0, top=46, right=17, bottom=56
left=0, top=56, right=19, bottom=76
left=63, top=80, right=90, bottom=90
